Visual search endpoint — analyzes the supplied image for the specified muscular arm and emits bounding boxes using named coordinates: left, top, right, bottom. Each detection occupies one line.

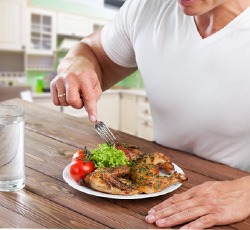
left=51, top=29, right=137, bottom=122
left=82, top=29, right=137, bottom=91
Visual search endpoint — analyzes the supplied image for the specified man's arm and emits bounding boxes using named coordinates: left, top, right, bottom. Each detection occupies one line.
left=50, top=29, right=137, bottom=122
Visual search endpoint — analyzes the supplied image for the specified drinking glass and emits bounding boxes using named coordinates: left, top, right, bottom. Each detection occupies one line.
left=0, top=105, right=25, bottom=192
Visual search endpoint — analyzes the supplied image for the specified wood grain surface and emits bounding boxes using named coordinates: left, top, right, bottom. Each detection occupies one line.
left=0, top=98, right=249, bottom=229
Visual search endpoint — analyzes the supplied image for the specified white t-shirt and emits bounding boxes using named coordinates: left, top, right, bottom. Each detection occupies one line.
left=101, top=0, right=250, bottom=172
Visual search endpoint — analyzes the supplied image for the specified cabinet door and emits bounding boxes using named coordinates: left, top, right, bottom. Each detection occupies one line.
left=120, top=94, right=137, bottom=135
left=57, top=13, right=91, bottom=37
left=137, top=118, right=154, bottom=141
left=0, top=0, right=25, bottom=51
left=27, top=8, right=56, bottom=54
left=97, top=93, right=120, bottom=130
left=136, top=95, right=154, bottom=141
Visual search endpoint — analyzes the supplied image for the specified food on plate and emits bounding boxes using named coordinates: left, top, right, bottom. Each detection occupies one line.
left=84, top=165, right=140, bottom=195
left=89, top=143, right=130, bottom=168
left=69, top=148, right=95, bottom=183
left=71, top=149, right=87, bottom=161
left=114, top=143, right=144, bottom=161
left=82, top=143, right=188, bottom=195
left=129, top=152, right=186, bottom=193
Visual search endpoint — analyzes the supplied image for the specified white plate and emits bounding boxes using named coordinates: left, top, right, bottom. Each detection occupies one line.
left=63, top=163, right=184, bottom=199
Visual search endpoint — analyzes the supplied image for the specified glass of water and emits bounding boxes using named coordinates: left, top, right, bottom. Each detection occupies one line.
left=0, top=105, right=25, bottom=192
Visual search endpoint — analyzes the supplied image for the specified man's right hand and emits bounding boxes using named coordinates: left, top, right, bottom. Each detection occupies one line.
left=50, top=43, right=103, bottom=123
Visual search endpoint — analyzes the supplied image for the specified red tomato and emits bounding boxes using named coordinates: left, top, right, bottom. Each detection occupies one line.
left=71, top=149, right=86, bottom=161
left=69, top=159, right=95, bottom=182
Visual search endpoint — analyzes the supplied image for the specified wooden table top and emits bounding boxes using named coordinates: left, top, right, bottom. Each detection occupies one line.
left=0, top=98, right=249, bottom=229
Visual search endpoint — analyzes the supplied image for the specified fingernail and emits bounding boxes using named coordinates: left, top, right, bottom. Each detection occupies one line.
left=148, top=209, right=155, bottom=214
left=156, top=219, right=166, bottom=225
left=89, top=115, right=96, bottom=123
left=145, top=214, right=155, bottom=222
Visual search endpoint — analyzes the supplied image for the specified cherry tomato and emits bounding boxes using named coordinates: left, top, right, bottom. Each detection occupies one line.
left=71, top=149, right=86, bottom=161
left=69, top=159, right=95, bottom=182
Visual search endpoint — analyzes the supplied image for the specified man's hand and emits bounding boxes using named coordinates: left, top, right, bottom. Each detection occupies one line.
left=50, top=42, right=103, bottom=123
left=145, top=176, right=250, bottom=229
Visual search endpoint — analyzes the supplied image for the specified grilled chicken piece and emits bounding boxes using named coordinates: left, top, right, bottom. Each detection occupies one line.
left=115, top=143, right=144, bottom=161
left=84, top=165, right=140, bottom=195
left=130, top=152, right=187, bottom=194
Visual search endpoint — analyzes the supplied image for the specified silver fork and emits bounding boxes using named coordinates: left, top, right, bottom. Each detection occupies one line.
left=94, top=121, right=117, bottom=145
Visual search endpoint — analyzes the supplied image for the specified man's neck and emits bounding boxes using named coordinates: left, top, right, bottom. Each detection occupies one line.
left=194, top=1, right=250, bottom=38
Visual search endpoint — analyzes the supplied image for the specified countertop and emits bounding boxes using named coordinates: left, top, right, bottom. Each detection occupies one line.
left=32, top=88, right=147, bottom=99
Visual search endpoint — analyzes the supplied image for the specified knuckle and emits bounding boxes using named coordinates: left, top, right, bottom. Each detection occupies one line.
left=65, top=73, right=77, bottom=83
left=56, top=76, right=65, bottom=85
left=67, top=98, right=82, bottom=109
left=170, top=194, right=180, bottom=203
left=200, top=216, right=209, bottom=224
left=66, top=97, right=76, bottom=105
left=83, top=93, right=95, bottom=103
left=82, top=70, right=98, bottom=82
left=173, top=203, right=181, bottom=212
left=184, top=209, right=192, bottom=218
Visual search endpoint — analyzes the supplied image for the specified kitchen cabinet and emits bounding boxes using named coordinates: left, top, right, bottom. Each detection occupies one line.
left=0, top=0, right=26, bottom=85
left=120, top=93, right=137, bottom=135
left=136, top=96, right=153, bottom=140
left=97, top=92, right=120, bottom=130
left=120, top=91, right=154, bottom=141
left=0, top=0, right=26, bottom=51
left=57, top=13, right=91, bottom=37
left=26, top=8, right=56, bottom=55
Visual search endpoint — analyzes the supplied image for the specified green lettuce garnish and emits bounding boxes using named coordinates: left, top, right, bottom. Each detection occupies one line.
left=90, top=143, right=128, bottom=168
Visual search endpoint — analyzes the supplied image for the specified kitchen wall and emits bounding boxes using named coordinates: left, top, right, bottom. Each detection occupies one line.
left=27, top=0, right=117, bottom=20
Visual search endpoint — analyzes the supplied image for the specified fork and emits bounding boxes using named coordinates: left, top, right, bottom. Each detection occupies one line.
left=94, top=121, right=117, bottom=145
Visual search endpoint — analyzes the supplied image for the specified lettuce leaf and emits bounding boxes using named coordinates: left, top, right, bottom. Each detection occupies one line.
left=90, top=143, right=128, bottom=168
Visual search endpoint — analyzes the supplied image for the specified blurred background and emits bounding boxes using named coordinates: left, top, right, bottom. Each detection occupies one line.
left=0, top=0, right=153, bottom=141
left=0, top=0, right=143, bottom=91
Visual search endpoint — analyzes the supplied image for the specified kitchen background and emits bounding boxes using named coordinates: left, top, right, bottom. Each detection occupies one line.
left=0, top=0, right=153, bottom=141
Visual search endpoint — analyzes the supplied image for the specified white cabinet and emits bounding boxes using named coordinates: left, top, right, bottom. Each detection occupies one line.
left=57, top=13, right=91, bottom=37
left=120, top=91, right=154, bottom=141
left=136, top=96, right=153, bottom=140
left=0, top=0, right=26, bottom=51
left=26, top=8, right=56, bottom=54
left=97, top=92, right=120, bottom=130
left=120, top=94, right=137, bottom=135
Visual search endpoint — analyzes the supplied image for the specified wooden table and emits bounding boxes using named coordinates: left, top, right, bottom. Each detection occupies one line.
left=0, top=98, right=249, bottom=229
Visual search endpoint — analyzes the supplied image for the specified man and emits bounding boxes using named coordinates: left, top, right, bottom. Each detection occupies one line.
left=51, top=0, right=250, bottom=228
